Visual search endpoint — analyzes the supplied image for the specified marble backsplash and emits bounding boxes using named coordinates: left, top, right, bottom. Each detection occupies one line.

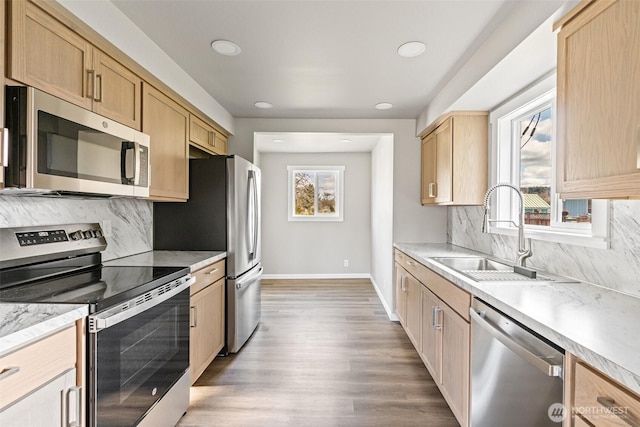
left=448, top=200, right=640, bottom=298
left=0, top=196, right=152, bottom=261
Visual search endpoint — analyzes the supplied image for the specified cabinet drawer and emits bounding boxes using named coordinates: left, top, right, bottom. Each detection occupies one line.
left=394, top=249, right=407, bottom=265
left=398, top=252, right=471, bottom=321
left=574, top=361, right=640, bottom=426
left=191, top=259, right=226, bottom=295
left=0, top=326, right=76, bottom=409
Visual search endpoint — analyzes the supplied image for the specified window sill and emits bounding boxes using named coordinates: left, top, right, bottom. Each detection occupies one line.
left=488, top=225, right=609, bottom=250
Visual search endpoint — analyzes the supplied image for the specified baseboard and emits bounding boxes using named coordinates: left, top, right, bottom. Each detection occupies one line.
left=369, top=275, right=398, bottom=321
left=261, top=273, right=371, bottom=280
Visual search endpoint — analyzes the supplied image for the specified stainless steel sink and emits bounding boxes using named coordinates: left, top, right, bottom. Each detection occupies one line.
left=432, top=257, right=554, bottom=282
left=433, top=257, right=512, bottom=272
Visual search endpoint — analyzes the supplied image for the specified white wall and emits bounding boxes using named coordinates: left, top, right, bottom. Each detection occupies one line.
left=370, top=136, right=395, bottom=318
left=260, top=152, right=371, bottom=278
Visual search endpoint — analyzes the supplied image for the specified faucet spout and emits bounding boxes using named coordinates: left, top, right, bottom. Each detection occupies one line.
left=481, top=183, right=532, bottom=267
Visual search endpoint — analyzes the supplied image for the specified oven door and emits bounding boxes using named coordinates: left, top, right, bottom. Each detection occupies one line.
left=88, top=279, right=191, bottom=427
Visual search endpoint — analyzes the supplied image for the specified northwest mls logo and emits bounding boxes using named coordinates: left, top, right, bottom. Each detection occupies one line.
left=548, top=403, right=567, bottom=423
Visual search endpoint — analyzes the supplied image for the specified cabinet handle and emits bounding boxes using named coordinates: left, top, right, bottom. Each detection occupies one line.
left=95, top=74, right=104, bottom=102
left=429, top=182, right=437, bottom=198
left=86, top=69, right=95, bottom=99
left=67, top=385, right=82, bottom=427
left=405, top=260, right=416, bottom=267
left=636, top=125, right=640, bottom=169
left=0, top=366, right=20, bottom=381
left=209, top=131, right=215, bottom=147
left=400, top=276, right=407, bottom=291
left=190, top=306, right=197, bottom=327
left=208, top=268, right=220, bottom=275
left=596, top=397, right=640, bottom=427
left=432, top=306, right=442, bottom=330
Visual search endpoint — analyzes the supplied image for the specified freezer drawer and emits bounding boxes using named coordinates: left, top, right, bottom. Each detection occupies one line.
left=226, top=263, right=262, bottom=353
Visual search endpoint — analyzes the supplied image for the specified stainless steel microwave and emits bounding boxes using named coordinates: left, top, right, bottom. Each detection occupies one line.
left=3, top=86, right=150, bottom=197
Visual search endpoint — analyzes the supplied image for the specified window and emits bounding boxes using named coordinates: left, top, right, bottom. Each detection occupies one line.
left=287, top=166, right=344, bottom=221
left=490, top=76, right=608, bottom=248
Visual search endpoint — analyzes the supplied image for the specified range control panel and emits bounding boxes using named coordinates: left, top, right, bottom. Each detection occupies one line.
left=1, top=223, right=108, bottom=269
left=16, top=230, right=69, bottom=246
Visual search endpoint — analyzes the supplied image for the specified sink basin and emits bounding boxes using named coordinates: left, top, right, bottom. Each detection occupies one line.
left=433, top=257, right=512, bottom=272
left=432, top=257, right=554, bottom=282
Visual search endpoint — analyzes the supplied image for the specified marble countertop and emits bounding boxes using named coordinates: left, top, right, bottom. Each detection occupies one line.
left=395, top=242, right=640, bottom=395
left=0, top=303, right=88, bottom=357
left=104, top=250, right=226, bottom=272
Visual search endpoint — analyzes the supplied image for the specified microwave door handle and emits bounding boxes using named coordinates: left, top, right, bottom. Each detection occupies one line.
left=120, top=142, right=135, bottom=184
left=1, top=128, right=8, bottom=167
left=134, top=142, right=141, bottom=186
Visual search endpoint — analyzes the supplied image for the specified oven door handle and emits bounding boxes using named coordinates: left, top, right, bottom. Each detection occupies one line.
left=88, top=275, right=194, bottom=333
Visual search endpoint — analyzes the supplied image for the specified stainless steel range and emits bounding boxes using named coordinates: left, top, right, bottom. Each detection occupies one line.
left=0, top=223, right=193, bottom=427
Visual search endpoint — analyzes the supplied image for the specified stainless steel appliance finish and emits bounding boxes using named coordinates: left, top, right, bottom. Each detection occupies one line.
left=3, top=86, right=150, bottom=197
left=154, top=155, right=262, bottom=354
left=0, top=223, right=192, bottom=427
left=470, top=299, right=564, bottom=427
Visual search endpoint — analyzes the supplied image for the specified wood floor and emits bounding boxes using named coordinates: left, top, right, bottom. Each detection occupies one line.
left=177, top=279, right=458, bottom=427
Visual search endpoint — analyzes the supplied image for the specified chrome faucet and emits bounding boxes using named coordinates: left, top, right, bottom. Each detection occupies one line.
left=482, top=183, right=532, bottom=267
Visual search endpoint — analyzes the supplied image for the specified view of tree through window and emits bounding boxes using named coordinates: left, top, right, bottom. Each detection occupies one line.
left=518, top=107, right=591, bottom=225
left=293, top=171, right=337, bottom=216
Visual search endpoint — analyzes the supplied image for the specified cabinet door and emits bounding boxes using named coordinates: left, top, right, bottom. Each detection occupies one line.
left=557, top=0, right=640, bottom=198
left=420, top=287, right=441, bottom=382
left=440, top=303, right=470, bottom=427
left=405, top=273, right=422, bottom=350
left=0, top=369, right=78, bottom=427
left=1, top=0, right=5, bottom=189
left=142, top=83, right=189, bottom=201
left=213, top=129, right=228, bottom=155
left=189, top=114, right=215, bottom=153
left=435, top=118, right=453, bottom=204
left=8, top=1, right=93, bottom=110
left=394, top=264, right=408, bottom=326
left=190, top=278, right=225, bottom=384
left=421, top=132, right=437, bottom=205
left=93, top=50, right=142, bottom=130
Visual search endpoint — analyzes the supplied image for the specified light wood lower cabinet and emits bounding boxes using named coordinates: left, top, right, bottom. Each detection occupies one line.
left=0, top=325, right=83, bottom=426
left=395, top=264, right=408, bottom=327
left=142, top=83, right=189, bottom=201
left=395, top=249, right=471, bottom=427
left=190, top=259, right=226, bottom=384
left=565, top=353, right=640, bottom=427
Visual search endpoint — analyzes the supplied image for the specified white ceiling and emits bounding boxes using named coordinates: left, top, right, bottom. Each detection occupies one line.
left=111, top=0, right=513, bottom=120
left=255, top=132, right=387, bottom=153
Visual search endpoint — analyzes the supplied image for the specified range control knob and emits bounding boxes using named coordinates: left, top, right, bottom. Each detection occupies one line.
left=82, top=230, right=94, bottom=239
left=93, top=229, right=104, bottom=238
left=69, top=231, right=82, bottom=241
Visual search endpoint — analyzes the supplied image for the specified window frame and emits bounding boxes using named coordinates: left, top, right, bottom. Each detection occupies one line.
left=489, top=74, right=609, bottom=249
left=287, top=165, right=345, bottom=222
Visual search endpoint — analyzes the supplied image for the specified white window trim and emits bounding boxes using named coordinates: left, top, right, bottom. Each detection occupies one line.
left=488, top=73, right=609, bottom=249
left=287, top=165, right=345, bottom=222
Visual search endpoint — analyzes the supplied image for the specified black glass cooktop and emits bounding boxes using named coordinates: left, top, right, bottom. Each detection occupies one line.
left=0, top=265, right=189, bottom=313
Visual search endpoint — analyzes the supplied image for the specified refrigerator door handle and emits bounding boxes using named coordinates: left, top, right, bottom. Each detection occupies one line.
left=251, top=170, right=259, bottom=259
left=236, top=266, right=263, bottom=288
left=247, top=170, right=258, bottom=260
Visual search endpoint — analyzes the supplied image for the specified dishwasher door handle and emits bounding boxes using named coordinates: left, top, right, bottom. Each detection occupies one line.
left=470, top=308, right=563, bottom=377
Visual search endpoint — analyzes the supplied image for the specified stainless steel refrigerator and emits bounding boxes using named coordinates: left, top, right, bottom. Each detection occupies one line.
left=154, top=155, right=262, bottom=353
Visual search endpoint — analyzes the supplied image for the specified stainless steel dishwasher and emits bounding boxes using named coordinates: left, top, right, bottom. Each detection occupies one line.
left=470, top=299, right=565, bottom=426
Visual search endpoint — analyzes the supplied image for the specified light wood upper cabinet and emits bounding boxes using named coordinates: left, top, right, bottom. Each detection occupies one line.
left=142, top=83, right=189, bottom=201
left=189, top=114, right=228, bottom=156
left=420, top=112, right=488, bottom=206
left=555, top=0, right=640, bottom=199
left=7, top=1, right=142, bottom=129
left=190, top=259, right=226, bottom=384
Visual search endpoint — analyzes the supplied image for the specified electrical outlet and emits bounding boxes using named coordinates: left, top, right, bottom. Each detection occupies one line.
left=343, top=259, right=349, bottom=267
left=102, top=220, right=112, bottom=237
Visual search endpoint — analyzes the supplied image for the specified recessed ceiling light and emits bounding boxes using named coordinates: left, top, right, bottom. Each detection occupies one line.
left=254, top=101, right=273, bottom=109
left=272, top=139, right=284, bottom=143
left=340, top=139, right=352, bottom=143
left=375, top=102, right=393, bottom=110
left=397, top=41, right=426, bottom=58
left=211, top=39, right=242, bottom=56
